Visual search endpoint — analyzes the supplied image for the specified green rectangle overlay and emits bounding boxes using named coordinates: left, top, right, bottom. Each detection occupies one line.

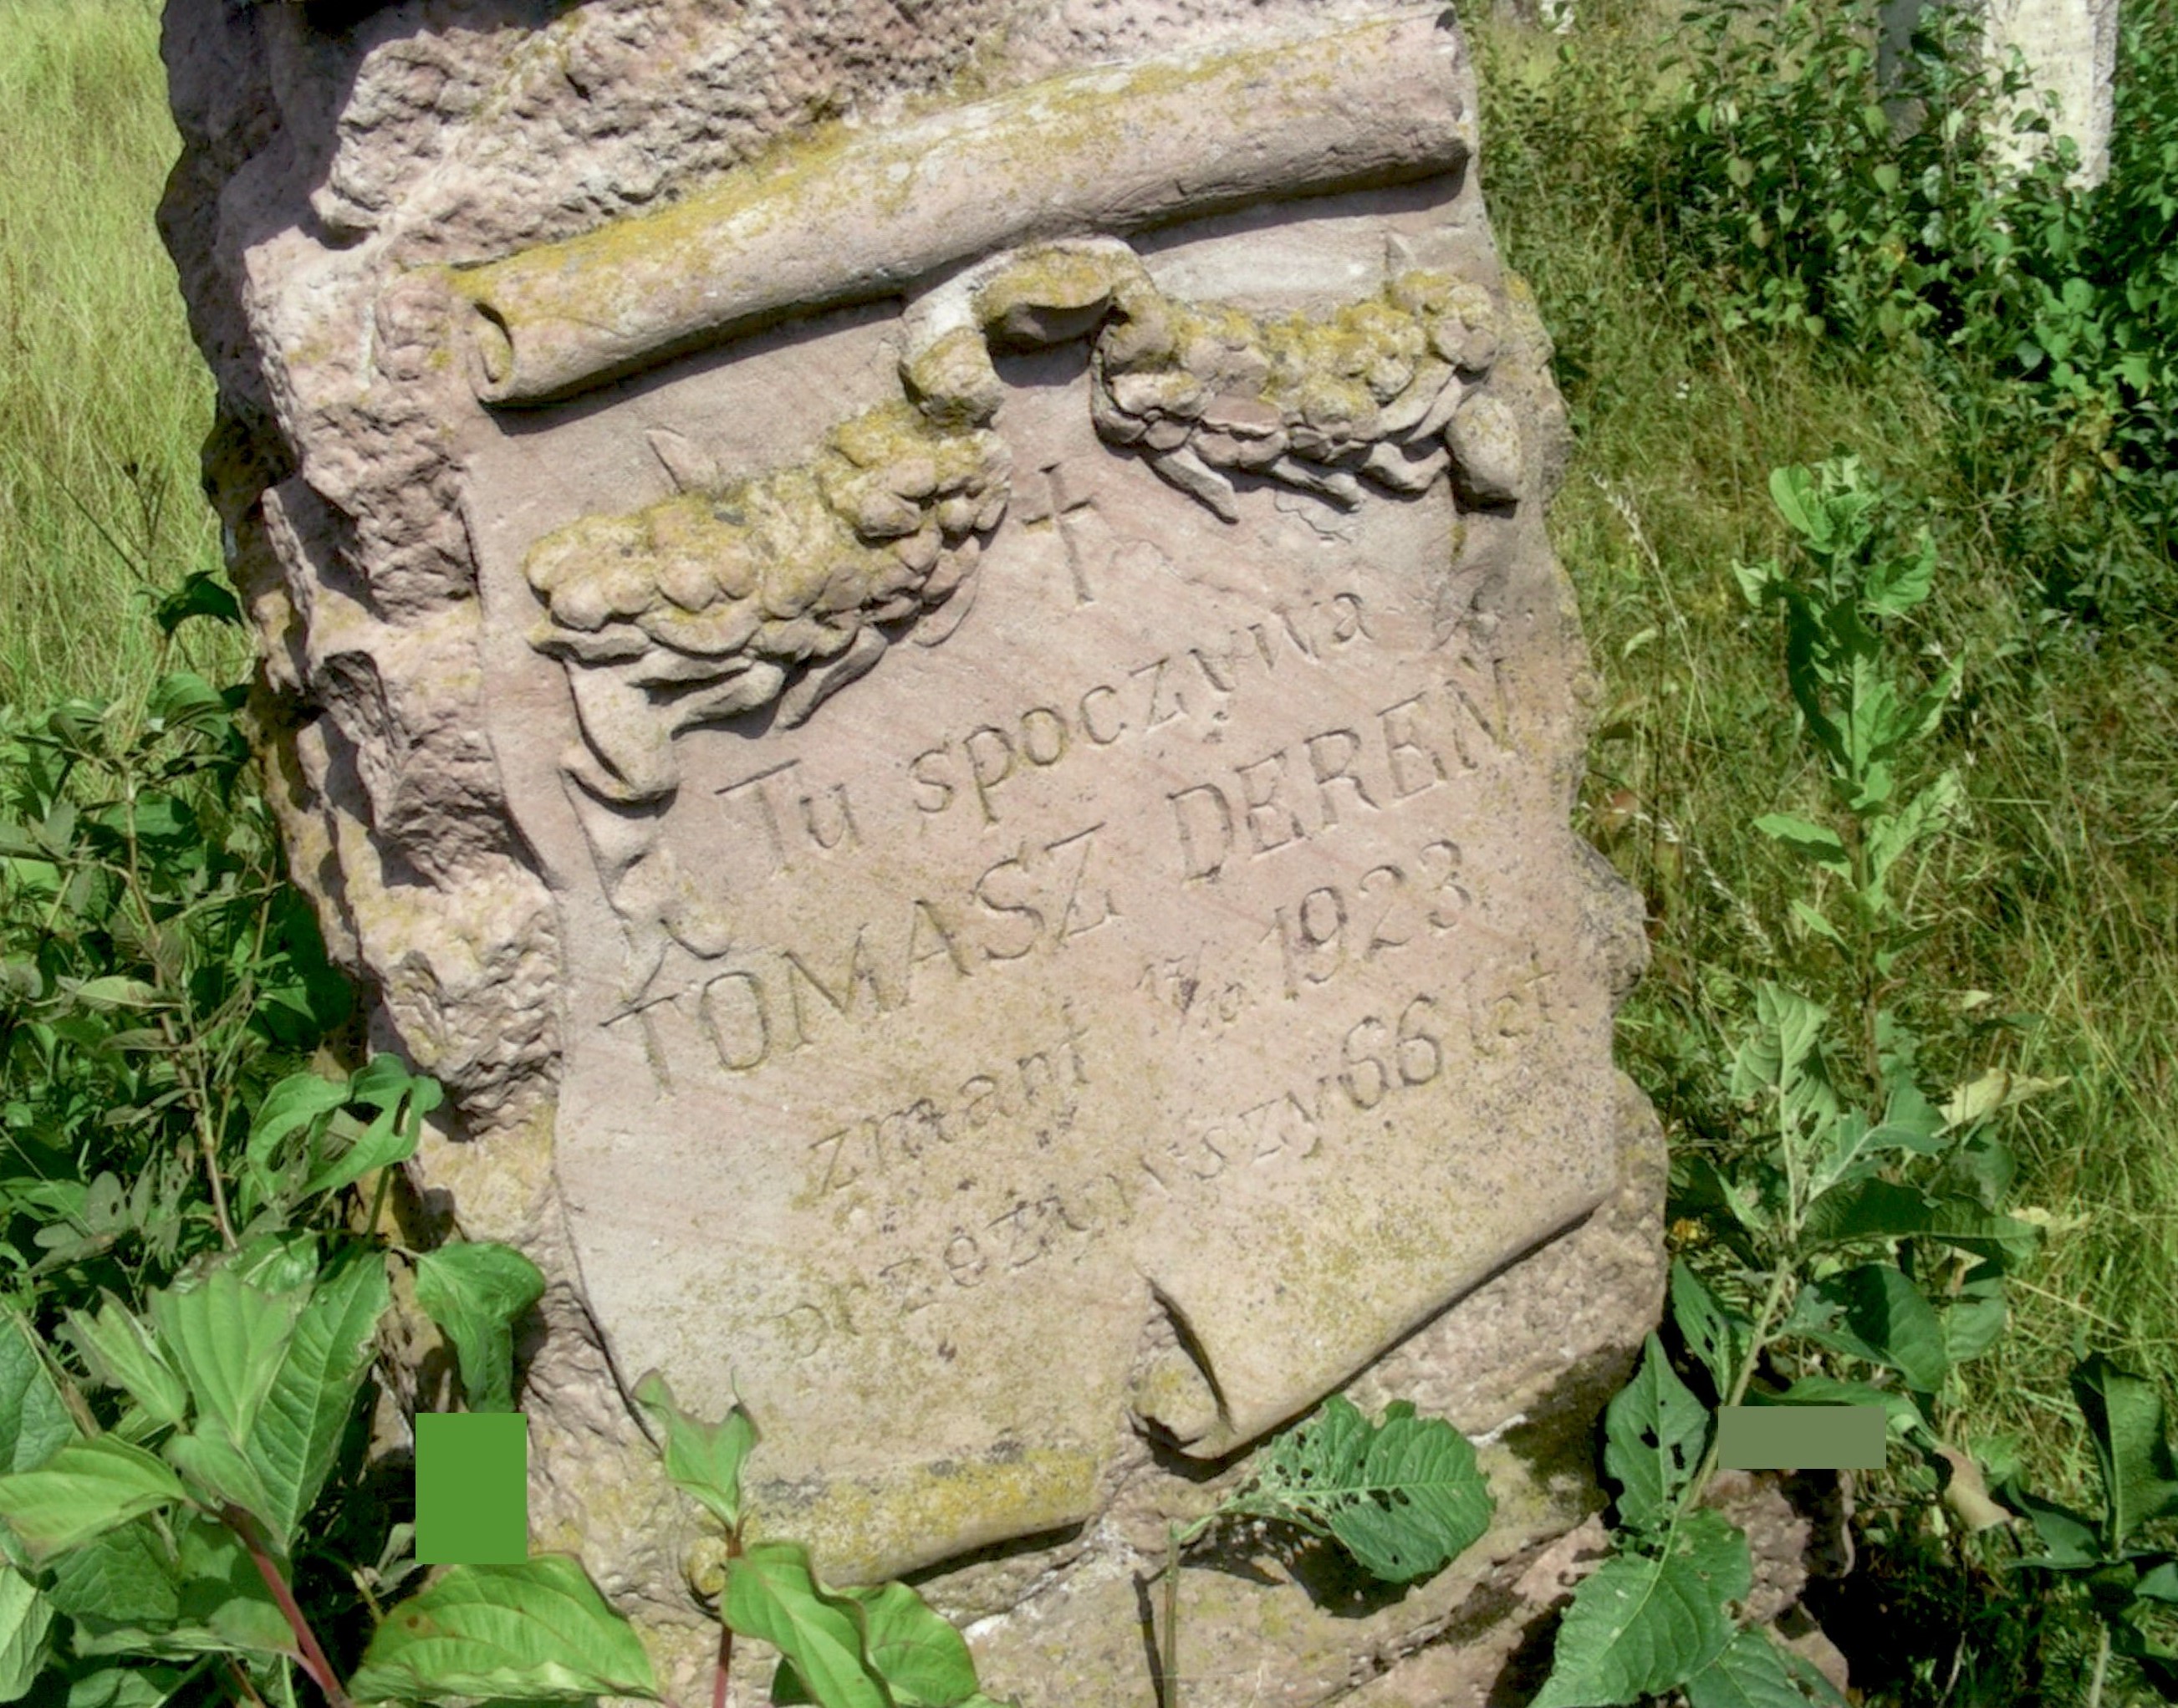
left=1718, top=1405, right=1885, bottom=1471
left=416, top=1411, right=529, bottom=1563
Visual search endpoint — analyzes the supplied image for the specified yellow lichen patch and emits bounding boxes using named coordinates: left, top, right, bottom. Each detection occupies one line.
left=441, top=14, right=1463, bottom=403
left=523, top=395, right=1004, bottom=711
left=745, top=1445, right=1103, bottom=1584
left=961, top=253, right=1511, bottom=517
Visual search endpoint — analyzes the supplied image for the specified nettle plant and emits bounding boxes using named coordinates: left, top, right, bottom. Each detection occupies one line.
left=1156, top=1396, right=1493, bottom=1708
left=0, top=1051, right=570, bottom=1708
left=1527, top=461, right=2055, bottom=1706
left=0, top=595, right=612, bottom=1708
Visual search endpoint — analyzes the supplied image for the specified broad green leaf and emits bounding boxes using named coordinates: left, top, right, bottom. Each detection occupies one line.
left=346, top=1055, right=446, bottom=1127
left=632, top=1370, right=756, bottom=1532
left=1670, top=1263, right=1749, bottom=1406
left=1800, top=1179, right=2038, bottom=1265
left=778, top=1583, right=977, bottom=1708
left=1531, top=1509, right=1751, bottom=1708
left=245, top=1073, right=349, bottom=1170
left=148, top=1268, right=303, bottom=1444
left=1873, top=1078, right=1947, bottom=1154
left=1943, top=1262, right=2009, bottom=1364
left=1934, top=1132, right=2017, bottom=1211
left=2135, top=1561, right=2178, bottom=1604
left=298, top=1057, right=441, bottom=1201
left=1805, top=1114, right=1880, bottom=1203
left=2000, top=1482, right=2102, bottom=1569
left=1842, top=654, right=1900, bottom=789
left=1890, top=660, right=1961, bottom=758
left=725, top=1542, right=885, bottom=1708
left=1686, top=1626, right=1839, bottom=1707
left=1787, top=900, right=1847, bottom=950
left=1730, top=986, right=1838, bottom=1155
left=0, top=1565, right=53, bottom=1703
left=413, top=1243, right=546, bottom=1415
left=247, top=1244, right=389, bottom=1548
left=297, top=1112, right=419, bottom=1202
left=140, top=673, right=228, bottom=732
left=0, top=1318, right=74, bottom=1474
left=1603, top=1336, right=1708, bottom=1536
left=65, top=1300, right=188, bottom=1430
left=175, top=1517, right=291, bottom=1660
left=0, top=1439, right=190, bottom=1563
left=45, top=1521, right=180, bottom=1629
left=1673, top=1154, right=1769, bottom=1261
left=2071, top=1355, right=2178, bottom=1553
left=242, top=1073, right=350, bottom=1216
left=152, top=570, right=243, bottom=636
left=224, top=1232, right=321, bottom=1299
left=1224, top=1397, right=1370, bottom=1536
left=853, top=1583, right=979, bottom=1707
left=1752, top=814, right=1848, bottom=869
left=349, top=1555, right=658, bottom=1703
left=1751, top=1376, right=1926, bottom=1440
left=67, top=978, right=159, bottom=1012
left=1222, top=1396, right=1492, bottom=1583
left=1728, top=985, right=1827, bottom=1104
left=1862, top=773, right=1961, bottom=896
left=64, top=1516, right=289, bottom=1662
left=164, top=1423, right=277, bottom=1524
left=1767, top=466, right=1819, bottom=540
left=1316, top=1403, right=1492, bottom=1582
left=65, top=1670, right=194, bottom=1708
left=1792, top=1265, right=1948, bottom=1394
left=1861, top=528, right=1936, bottom=619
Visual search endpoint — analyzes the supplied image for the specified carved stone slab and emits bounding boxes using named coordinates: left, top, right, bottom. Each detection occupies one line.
left=161, top=1, right=1662, bottom=1698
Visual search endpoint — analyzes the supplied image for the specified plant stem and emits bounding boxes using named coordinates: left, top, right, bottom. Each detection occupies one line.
left=6, top=1308, right=99, bottom=1438
left=2086, top=1620, right=2109, bottom=1708
left=178, top=1011, right=238, bottom=1249
left=1162, top=1521, right=1181, bottom=1708
left=712, top=1528, right=742, bottom=1708
left=227, top=1657, right=269, bottom=1708
left=1683, top=1261, right=1796, bottom=1517
left=712, top=1617, right=732, bottom=1708
left=226, top=1506, right=353, bottom=1708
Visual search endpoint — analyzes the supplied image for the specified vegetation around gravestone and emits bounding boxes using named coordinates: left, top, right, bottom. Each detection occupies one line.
left=2, top=0, right=2175, bottom=1701
left=1155, top=1396, right=1494, bottom=1708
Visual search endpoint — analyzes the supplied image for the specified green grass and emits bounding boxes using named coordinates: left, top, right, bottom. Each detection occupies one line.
left=0, top=0, right=242, bottom=707
left=4, top=0, right=2176, bottom=1700
left=1472, top=2, right=2178, bottom=1697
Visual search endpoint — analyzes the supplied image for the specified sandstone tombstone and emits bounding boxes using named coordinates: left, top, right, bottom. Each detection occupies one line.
left=162, top=2, right=1664, bottom=1700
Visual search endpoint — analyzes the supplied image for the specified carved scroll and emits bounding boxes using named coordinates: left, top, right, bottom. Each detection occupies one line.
left=452, top=12, right=1474, bottom=404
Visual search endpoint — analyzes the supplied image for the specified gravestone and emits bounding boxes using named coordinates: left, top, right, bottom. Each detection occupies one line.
left=161, top=2, right=1665, bottom=1700
left=1880, top=0, right=2121, bottom=186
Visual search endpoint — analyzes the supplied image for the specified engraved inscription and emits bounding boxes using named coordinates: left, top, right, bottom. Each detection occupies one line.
left=807, top=1011, right=1090, bottom=1202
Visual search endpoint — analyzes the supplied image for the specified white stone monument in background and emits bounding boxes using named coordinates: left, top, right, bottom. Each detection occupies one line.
left=1882, top=0, right=2121, bottom=185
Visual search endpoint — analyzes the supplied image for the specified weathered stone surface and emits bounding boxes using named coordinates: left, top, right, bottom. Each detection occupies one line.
left=161, top=2, right=1664, bottom=1699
